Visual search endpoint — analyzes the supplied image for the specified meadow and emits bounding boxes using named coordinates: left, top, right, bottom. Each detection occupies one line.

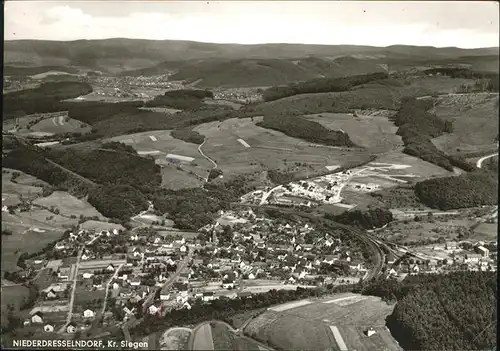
left=244, top=294, right=400, bottom=351
left=33, top=191, right=107, bottom=220
left=31, top=116, right=91, bottom=135
left=430, top=93, right=499, bottom=155
left=0, top=285, right=30, bottom=327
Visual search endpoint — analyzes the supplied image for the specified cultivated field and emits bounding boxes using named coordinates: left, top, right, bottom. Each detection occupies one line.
left=305, top=112, right=402, bottom=154
left=245, top=293, right=401, bottom=351
left=373, top=151, right=452, bottom=179
left=2, top=168, right=48, bottom=199
left=33, top=191, right=107, bottom=220
left=194, top=117, right=371, bottom=179
left=106, top=130, right=212, bottom=189
left=431, top=93, right=499, bottom=155
left=79, top=220, right=125, bottom=232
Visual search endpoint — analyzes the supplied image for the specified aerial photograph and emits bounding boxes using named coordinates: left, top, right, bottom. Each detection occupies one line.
left=1, top=1, right=498, bottom=350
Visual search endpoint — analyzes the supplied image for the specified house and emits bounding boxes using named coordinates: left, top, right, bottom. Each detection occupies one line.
left=237, top=291, right=253, bottom=299
left=31, top=312, right=43, bottom=324
left=82, top=272, right=94, bottom=279
left=410, top=264, right=420, bottom=273
left=23, top=319, right=31, bottom=327
left=475, top=246, right=490, bottom=258
left=66, top=323, right=77, bottom=334
left=106, top=264, right=115, bottom=272
left=365, top=328, right=376, bottom=337
left=148, top=305, right=160, bottom=315
left=202, top=291, right=215, bottom=302
left=112, top=282, right=120, bottom=290
left=130, top=279, right=141, bottom=287
left=247, top=273, right=256, bottom=280
left=160, top=293, right=171, bottom=301
left=46, top=289, right=57, bottom=299
left=81, top=253, right=91, bottom=261
left=44, top=324, right=55, bottom=333
left=465, top=253, right=482, bottom=263
left=182, top=301, right=192, bottom=310
left=83, top=309, right=95, bottom=319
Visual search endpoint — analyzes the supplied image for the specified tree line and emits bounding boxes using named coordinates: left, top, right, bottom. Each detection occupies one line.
left=325, top=208, right=393, bottom=230
left=262, top=72, right=389, bottom=102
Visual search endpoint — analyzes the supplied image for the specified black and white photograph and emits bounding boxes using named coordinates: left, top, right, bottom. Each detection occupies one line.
left=1, top=1, right=498, bottom=350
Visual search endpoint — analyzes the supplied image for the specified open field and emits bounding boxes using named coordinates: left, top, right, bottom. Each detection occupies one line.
left=2, top=213, right=66, bottom=271
left=431, top=93, right=499, bottom=155
left=245, top=293, right=401, bottom=351
left=33, top=191, right=107, bottom=220
left=106, top=130, right=212, bottom=189
left=0, top=285, right=30, bottom=326
left=305, top=112, right=402, bottom=154
left=194, top=117, right=371, bottom=179
left=31, top=116, right=91, bottom=135
left=471, top=222, right=498, bottom=242
left=192, top=323, right=215, bottom=350
left=373, top=151, right=452, bottom=179
left=2, top=168, right=48, bottom=199
left=210, top=322, right=265, bottom=351
left=158, top=327, right=192, bottom=350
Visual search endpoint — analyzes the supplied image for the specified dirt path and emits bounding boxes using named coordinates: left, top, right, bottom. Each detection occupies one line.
left=58, top=246, right=83, bottom=333
left=197, top=139, right=218, bottom=181
left=476, top=153, right=498, bottom=168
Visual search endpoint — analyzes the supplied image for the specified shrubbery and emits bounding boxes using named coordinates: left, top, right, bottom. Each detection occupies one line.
left=327, top=208, right=394, bottom=229
left=171, top=128, right=205, bottom=145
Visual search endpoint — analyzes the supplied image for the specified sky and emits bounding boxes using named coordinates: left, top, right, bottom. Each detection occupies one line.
left=4, top=1, right=499, bottom=48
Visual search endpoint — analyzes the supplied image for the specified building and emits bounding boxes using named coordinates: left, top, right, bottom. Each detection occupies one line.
left=66, top=323, right=77, bottom=334
left=202, top=292, right=215, bottom=302
left=475, top=246, right=490, bottom=258
left=365, top=328, right=376, bottom=337
left=31, top=312, right=43, bottom=324
left=83, top=309, right=95, bottom=319
left=44, top=324, right=55, bottom=333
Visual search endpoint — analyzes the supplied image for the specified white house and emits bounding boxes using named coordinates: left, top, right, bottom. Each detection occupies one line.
left=83, top=309, right=95, bottom=319
left=160, top=293, right=171, bottom=301
left=202, top=292, right=215, bottom=302
left=82, top=272, right=94, bottom=279
left=31, top=313, right=43, bottom=324
left=130, top=234, right=139, bottom=241
left=247, top=273, right=256, bottom=280
left=130, top=280, right=141, bottom=286
left=44, top=324, right=55, bottom=333
left=466, top=254, right=482, bottom=264
left=475, top=246, right=490, bottom=258
left=112, top=282, right=120, bottom=290
left=148, top=305, right=159, bottom=315
left=106, top=264, right=115, bottom=272
left=113, top=228, right=119, bottom=235
left=54, top=242, right=66, bottom=250
left=23, top=319, right=31, bottom=327
left=66, top=324, right=77, bottom=334
left=46, top=289, right=57, bottom=299
left=365, top=328, right=376, bottom=337
left=183, top=301, right=192, bottom=310
left=180, top=245, right=187, bottom=253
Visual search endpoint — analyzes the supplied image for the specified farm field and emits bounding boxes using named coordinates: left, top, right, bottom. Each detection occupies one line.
left=192, top=322, right=215, bottom=350
left=194, top=117, right=371, bottom=179
left=158, top=327, right=192, bottom=350
left=244, top=293, right=401, bottom=351
left=305, top=112, right=402, bottom=154
left=431, top=93, right=499, bottom=155
left=106, top=130, right=212, bottom=189
left=210, top=322, right=266, bottom=351
left=372, top=151, right=452, bottom=179
left=33, top=191, right=107, bottom=220
left=2, top=168, right=47, bottom=199
left=471, top=222, right=498, bottom=242
left=30, top=116, right=91, bottom=135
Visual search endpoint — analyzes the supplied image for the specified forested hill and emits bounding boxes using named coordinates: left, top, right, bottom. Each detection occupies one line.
left=362, top=272, right=497, bottom=351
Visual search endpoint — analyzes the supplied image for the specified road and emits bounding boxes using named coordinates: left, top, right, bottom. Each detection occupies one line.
left=58, top=246, right=84, bottom=334
left=101, top=264, right=124, bottom=315
left=198, top=139, right=218, bottom=173
left=191, top=323, right=215, bottom=350
left=476, top=153, right=498, bottom=168
left=259, top=185, right=283, bottom=205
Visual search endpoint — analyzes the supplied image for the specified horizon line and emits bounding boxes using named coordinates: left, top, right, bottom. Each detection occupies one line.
left=4, top=37, right=500, bottom=50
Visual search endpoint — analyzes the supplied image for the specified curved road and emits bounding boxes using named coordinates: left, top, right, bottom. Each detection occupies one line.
left=198, top=139, right=218, bottom=170
left=477, top=153, right=498, bottom=168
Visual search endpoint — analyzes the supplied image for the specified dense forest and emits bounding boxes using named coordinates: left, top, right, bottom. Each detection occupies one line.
left=392, top=97, right=475, bottom=172
left=326, top=208, right=393, bottom=229
left=3, top=82, right=93, bottom=118
left=414, top=171, right=498, bottom=210
left=170, top=127, right=205, bottom=145
left=256, top=114, right=355, bottom=147
left=363, top=271, right=497, bottom=351
left=88, top=185, right=148, bottom=221
left=262, top=72, right=389, bottom=101
left=144, top=89, right=213, bottom=111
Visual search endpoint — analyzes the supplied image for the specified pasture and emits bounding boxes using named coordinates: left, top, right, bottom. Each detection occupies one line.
left=245, top=293, right=401, bottom=351
left=305, top=112, right=402, bottom=154
left=79, top=220, right=125, bottom=232
left=2, top=168, right=47, bottom=199
left=471, top=222, right=498, bottom=242
left=194, top=117, right=371, bottom=180
left=431, top=93, right=499, bottom=155
left=33, top=191, right=107, bottom=220
left=373, top=151, right=452, bottom=179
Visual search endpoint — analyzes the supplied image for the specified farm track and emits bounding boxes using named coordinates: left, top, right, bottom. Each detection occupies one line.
left=198, top=139, right=218, bottom=170
left=476, top=152, right=498, bottom=168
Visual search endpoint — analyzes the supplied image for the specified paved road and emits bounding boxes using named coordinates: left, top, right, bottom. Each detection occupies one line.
left=191, top=323, right=215, bottom=351
left=101, top=264, right=124, bottom=315
left=476, top=153, right=498, bottom=168
left=58, top=246, right=84, bottom=334
left=197, top=139, right=218, bottom=181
